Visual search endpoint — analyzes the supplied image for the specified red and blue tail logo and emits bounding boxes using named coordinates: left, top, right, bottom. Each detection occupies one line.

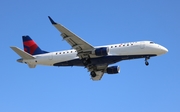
left=23, top=36, right=48, bottom=55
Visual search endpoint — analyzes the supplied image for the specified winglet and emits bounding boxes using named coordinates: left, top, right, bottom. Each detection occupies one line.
left=48, top=16, right=57, bottom=24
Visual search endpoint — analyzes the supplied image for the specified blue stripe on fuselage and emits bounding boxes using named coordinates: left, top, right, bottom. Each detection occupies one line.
left=53, top=54, right=156, bottom=66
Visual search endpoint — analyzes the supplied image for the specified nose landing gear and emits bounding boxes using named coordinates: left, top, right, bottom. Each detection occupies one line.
left=145, top=61, right=149, bottom=66
left=145, top=56, right=150, bottom=66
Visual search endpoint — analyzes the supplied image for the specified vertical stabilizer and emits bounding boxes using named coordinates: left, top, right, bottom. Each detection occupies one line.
left=22, top=35, right=45, bottom=55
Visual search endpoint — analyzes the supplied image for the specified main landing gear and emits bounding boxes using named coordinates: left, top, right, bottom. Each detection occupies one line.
left=81, top=55, right=91, bottom=67
left=82, top=57, right=96, bottom=77
left=90, top=71, right=96, bottom=77
left=145, top=56, right=150, bottom=66
left=82, top=58, right=91, bottom=68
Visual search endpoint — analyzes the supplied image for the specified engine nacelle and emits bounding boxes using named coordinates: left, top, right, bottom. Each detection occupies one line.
left=92, top=47, right=109, bottom=56
left=106, top=66, right=120, bottom=74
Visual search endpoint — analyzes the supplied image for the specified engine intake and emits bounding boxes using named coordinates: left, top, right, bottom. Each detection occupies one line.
left=93, top=47, right=109, bottom=56
left=106, top=66, right=120, bottom=74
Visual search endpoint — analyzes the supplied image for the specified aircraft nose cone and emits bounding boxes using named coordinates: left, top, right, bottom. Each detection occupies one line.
left=161, top=46, right=168, bottom=54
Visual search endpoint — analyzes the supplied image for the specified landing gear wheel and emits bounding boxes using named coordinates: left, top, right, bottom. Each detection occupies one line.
left=145, top=56, right=150, bottom=66
left=82, top=58, right=91, bottom=66
left=145, top=61, right=149, bottom=66
left=90, top=71, right=96, bottom=77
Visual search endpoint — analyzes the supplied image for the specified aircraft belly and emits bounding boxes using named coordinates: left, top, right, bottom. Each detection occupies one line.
left=53, top=54, right=156, bottom=67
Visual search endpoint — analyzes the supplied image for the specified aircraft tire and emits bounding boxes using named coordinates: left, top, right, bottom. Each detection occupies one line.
left=90, top=71, right=96, bottom=77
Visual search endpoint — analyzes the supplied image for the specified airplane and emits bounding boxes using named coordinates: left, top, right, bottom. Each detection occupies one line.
left=10, top=16, right=168, bottom=81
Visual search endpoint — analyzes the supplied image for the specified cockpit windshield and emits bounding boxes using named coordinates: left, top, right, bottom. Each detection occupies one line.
left=150, top=41, right=154, bottom=44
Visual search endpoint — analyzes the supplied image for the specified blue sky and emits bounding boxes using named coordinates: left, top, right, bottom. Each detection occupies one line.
left=0, top=0, right=180, bottom=112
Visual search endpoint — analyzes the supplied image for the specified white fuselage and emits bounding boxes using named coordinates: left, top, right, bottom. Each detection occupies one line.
left=21, top=41, right=168, bottom=66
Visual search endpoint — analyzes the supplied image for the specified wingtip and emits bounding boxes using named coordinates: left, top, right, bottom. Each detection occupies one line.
left=10, top=46, right=17, bottom=51
left=10, top=46, right=15, bottom=49
left=48, top=16, right=57, bottom=24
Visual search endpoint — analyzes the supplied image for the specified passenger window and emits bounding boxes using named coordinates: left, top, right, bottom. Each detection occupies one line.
left=127, top=44, right=129, bottom=46
left=63, top=52, right=65, bottom=54
left=123, top=45, right=125, bottom=46
left=111, top=46, right=113, bottom=48
left=115, top=46, right=117, bottom=47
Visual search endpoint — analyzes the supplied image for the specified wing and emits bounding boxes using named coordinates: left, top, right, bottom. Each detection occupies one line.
left=48, top=16, right=106, bottom=81
left=48, top=16, right=94, bottom=52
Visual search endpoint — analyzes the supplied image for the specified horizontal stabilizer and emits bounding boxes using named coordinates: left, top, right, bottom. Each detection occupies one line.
left=10, top=46, right=35, bottom=59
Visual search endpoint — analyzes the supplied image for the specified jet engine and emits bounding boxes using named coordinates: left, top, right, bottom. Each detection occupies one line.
left=106, top=66, right=120, bottom=74
left=92, top=47, right=109, bottom=56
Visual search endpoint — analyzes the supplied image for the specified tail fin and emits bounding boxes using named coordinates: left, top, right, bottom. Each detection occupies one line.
left=22, top=35, right=48, bottom=55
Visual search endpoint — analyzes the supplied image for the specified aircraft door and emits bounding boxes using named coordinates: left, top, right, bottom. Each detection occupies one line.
left=49, top=53, right=53, bottom=60
left=140, top=43, right=145, bottom=49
